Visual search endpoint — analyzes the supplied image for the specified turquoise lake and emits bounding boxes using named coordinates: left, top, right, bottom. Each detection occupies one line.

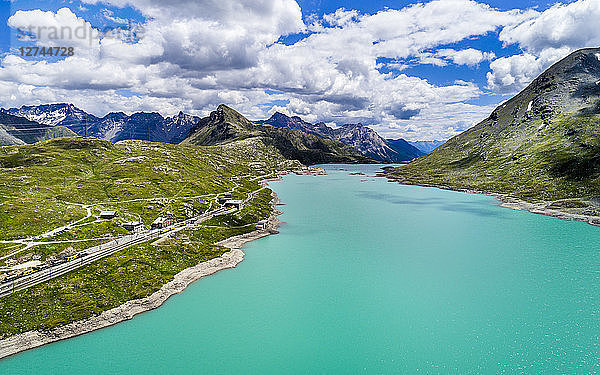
left=1, top=164, right=599, bottom=373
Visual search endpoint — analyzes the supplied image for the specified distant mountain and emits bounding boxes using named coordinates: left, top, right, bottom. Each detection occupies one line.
left=330, top=124, right=423, bottom=162
left=0, top=112, right=75, bottom=146
left=256, top=112, right=333, bottom=137
left=388, top=47, right=600, bottom=202
left=96, top=112, right=128, bottom=141
left=258, top=112, right=423, bottom=162
left=161, top=112, right=201, bottom=144
left=4, top=104, right=199, bottom=144
left=183, top=105, right=373, bottom=165
left=5, top=103, right=95, bottom=131
left=407, top=140, right=445, bottom=154
left=384, top=138, right=426, bottom=160
left=109, top=112, right=164, bottom=142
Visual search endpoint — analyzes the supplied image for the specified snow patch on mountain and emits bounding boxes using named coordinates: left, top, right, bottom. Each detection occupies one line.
left=2, top=105, right=199, bottom=144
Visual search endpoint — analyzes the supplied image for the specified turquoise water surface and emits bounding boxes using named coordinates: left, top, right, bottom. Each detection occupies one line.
left=1, top=164, right=599, bottom=373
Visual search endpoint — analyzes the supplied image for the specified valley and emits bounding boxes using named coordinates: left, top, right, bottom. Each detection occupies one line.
left=1, top=0, right=598, bottom=372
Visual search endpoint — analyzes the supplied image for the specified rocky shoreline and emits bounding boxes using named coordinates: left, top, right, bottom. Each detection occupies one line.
left=386, top=175, right=600, bottom=228
left=0, top=191, right=284, bottom=360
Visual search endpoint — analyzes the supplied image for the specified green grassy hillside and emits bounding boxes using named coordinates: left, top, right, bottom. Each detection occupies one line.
left=0, top=137, right=297, bottom=241
left=389, top=48, right=600, bottom=213
left=0, top=137, right=301, bottom=337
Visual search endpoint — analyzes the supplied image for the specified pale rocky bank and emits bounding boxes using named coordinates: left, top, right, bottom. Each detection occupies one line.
left=385, top=175, right=600, bottom=228
left=0, top=191, right=284, bottom=360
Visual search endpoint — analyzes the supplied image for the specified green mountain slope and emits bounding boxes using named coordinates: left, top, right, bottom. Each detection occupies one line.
left=389, top=48, right=600, bottom=205
left=0, top=136, right=299, bottom=240
left=0, top=136, right=303, bottom=337
left=0, top=112, right=75, bottom=146
left=182, top=105, right=374, bottom=165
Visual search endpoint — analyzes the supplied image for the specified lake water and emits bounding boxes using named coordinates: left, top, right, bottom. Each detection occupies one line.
left=1, top=164, right=599, bottom=373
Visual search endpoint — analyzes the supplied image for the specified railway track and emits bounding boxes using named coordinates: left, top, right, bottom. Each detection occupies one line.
left=0, top=206, right=231, bottom=298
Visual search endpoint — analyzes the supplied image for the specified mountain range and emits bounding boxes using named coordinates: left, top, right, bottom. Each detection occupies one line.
left=388, top=47, right=600, bottom=204
left=5, top=47, right=600, bottom=206
left=3, top=104, right=199, bottom=144
left=257, top=112, right=424, bottom=162
left=2, top=103, right=430, bottom=163
left=183, top=104, right=372, bottom=165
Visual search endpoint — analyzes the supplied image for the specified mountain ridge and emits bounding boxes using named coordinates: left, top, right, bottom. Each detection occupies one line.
left=183, top=105, right=374, bottom=165
left=407, top=140, right=445, bottom=154
left=3, top=104, right=200, bottom=144
left=257, top=112, right=423, bottom=162
left=388, top=47, right=600, bottom=206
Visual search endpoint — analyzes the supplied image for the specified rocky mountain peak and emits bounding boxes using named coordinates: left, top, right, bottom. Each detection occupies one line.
left=104, top=112, right=128, bottom=119
left=183, top=105, right=372, bottom=164
left=265, top=112, right=305, bottom=126
left=216, top=104, right=237, bottom=115
left=170, top=111, right=198, bottom=123
left=130, top=112, right=163, bottom=120
left=3, top=104, right=200, bottom=145
left=213, top=105, right=254, bottom=130
left=257, top=112, right=423, bottom=162
left=270, top=111, right=289, bottom=120
left=342, top=123, right=365, bottom=128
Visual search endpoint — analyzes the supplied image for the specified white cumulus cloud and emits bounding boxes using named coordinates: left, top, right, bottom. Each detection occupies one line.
left=488, top=0, right=600, bottom=93
left=8, top=8, right=100, bottom=50
left=436, top=49, right=496, bottom=66
left=3, top=0, right=594, bottom=141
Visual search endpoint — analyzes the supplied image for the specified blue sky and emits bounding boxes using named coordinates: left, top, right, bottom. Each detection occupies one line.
left=0, top=1, right=10, bottom=52
left=288, top=0, right=578, bottom=108
left=298, top=0, right=577, bottom=13
left=0, top=0, right=596, bottom=140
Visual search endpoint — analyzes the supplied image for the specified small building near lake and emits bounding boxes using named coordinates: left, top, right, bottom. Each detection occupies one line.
left=100, top=211, right=117, bottom=219
left=218, top=192, right=233, bottom=204
left=224, top=200, right=243, bottom=209
left=256, top=220, right=268, bottom=230
left=123, top=222, right=144, bottom=232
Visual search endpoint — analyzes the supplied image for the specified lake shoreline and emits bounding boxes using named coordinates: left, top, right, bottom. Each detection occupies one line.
left=385, top=175, right=600, bottom=228
left=0, top=189, right=284, bottom=361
